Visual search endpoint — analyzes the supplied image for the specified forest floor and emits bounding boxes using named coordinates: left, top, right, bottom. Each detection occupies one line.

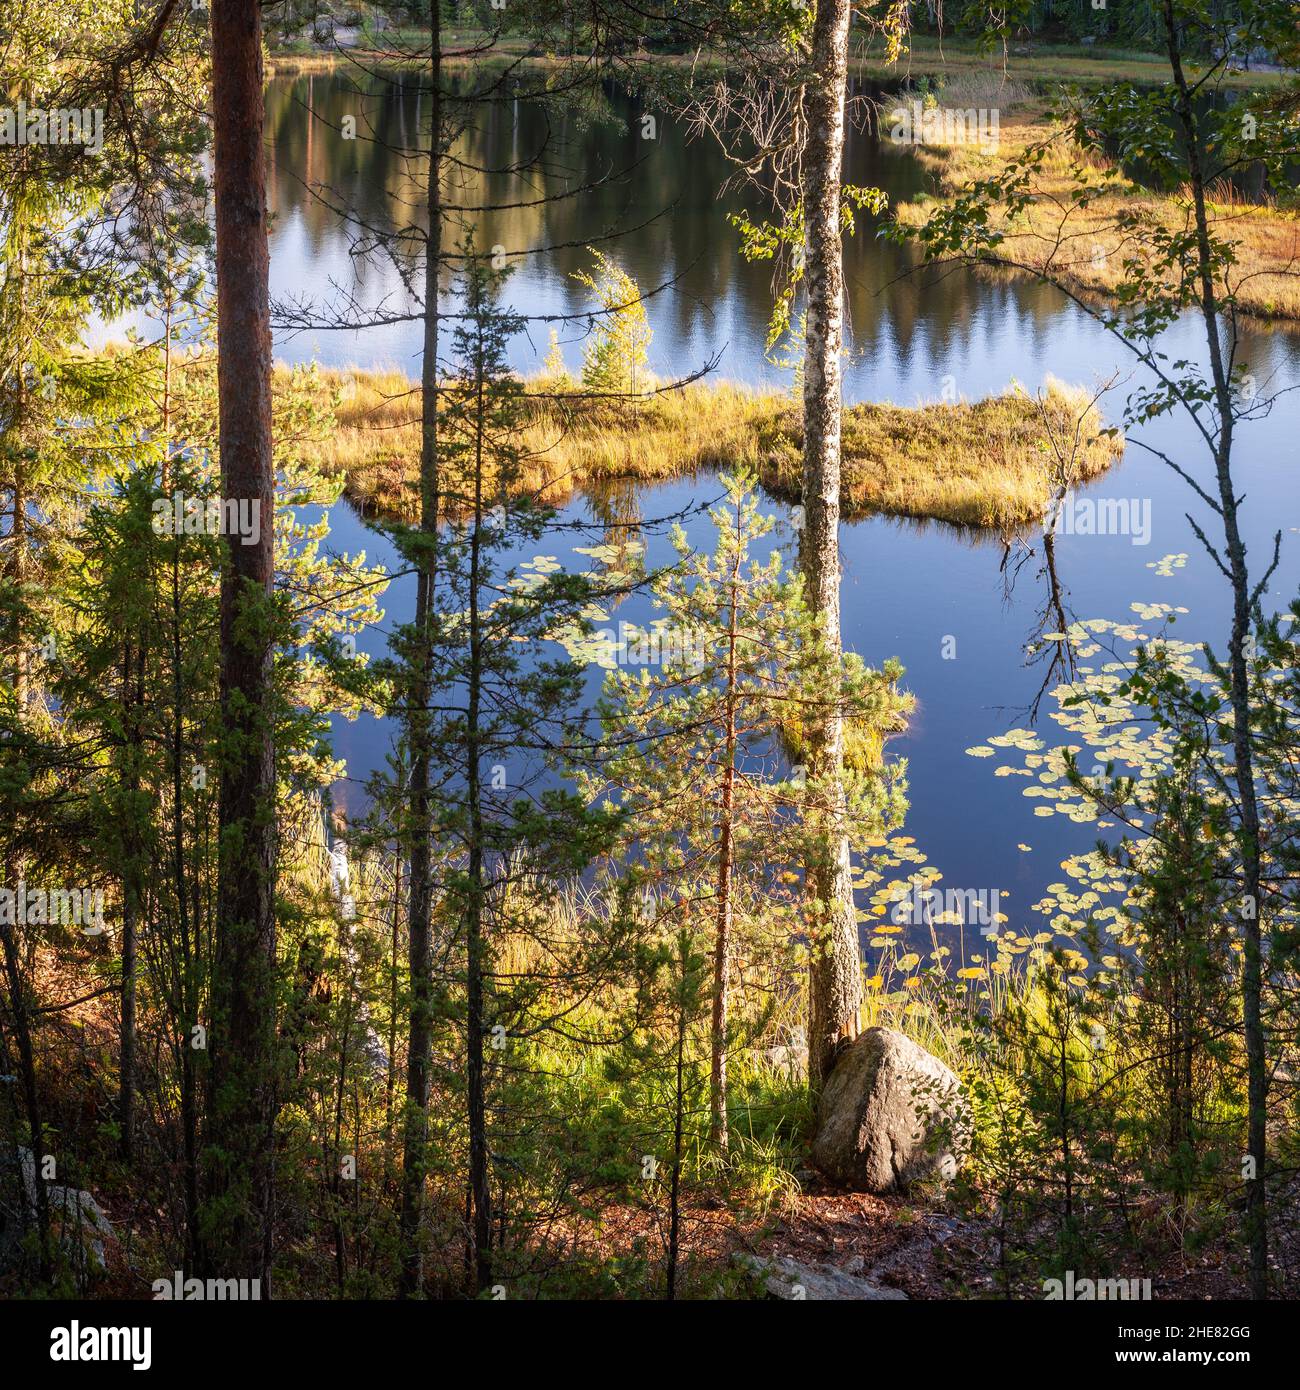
left=657, top=1171, right=1300, bottom=1299
left=744, top=1186, right=985, bottom=1298
left=34, top=1145, right=1300, bottom=1300
left=15, top=974, right=1300, bottom=1301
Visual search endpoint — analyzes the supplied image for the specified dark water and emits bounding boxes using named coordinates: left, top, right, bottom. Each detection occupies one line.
left=265, top=70, right=1300, bottom=949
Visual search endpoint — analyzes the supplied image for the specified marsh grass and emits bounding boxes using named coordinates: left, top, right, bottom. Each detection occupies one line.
left=895, top=100, right=1300, bottom=323
left=311, top=366, right=1123, bottom=532
left=856, top=35, right=1284, bottom=89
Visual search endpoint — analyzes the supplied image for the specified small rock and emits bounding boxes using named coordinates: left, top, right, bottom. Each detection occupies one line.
left=759, top=1041, right=808, bottom=1081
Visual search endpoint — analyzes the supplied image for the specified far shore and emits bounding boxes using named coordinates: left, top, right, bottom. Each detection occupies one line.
left=265, top=39, right=1298, bottom=326
left=265, top=34, right=1287, bottom=91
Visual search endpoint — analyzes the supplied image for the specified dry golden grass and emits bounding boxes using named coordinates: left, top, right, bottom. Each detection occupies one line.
left=761, top=378, right=1123, bottom=529
left=854, top=36, right=1285, bottom=89
left=307, top=365, right=1123, bottom=532
left=894, top=99, right=1300, bottom=323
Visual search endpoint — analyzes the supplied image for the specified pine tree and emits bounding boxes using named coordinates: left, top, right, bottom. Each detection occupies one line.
left=589, top=473, right=909, bottom=1150
left=571, top=251, right=652, bottom=398
left=375, top=248, right=627, bottom=1291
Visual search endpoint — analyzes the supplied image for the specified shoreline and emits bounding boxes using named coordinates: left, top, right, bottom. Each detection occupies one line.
left=892, top=96, right=1300, bottom=325
left=265, top=35, right=1287, bottom=90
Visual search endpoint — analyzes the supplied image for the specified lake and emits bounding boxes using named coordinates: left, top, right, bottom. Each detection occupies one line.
left=264, top=68, right=1300, bottom=952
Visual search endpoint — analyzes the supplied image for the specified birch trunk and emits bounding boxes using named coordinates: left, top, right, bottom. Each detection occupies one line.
left=801, top=0, right=861, bottom=1090
left=709, top=499, right=742, bottom=1149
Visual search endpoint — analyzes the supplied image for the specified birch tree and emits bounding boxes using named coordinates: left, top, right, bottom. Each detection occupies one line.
left=683, top=0, right=908, bottom=1087
left=799, top=0, right=859, bottom=1087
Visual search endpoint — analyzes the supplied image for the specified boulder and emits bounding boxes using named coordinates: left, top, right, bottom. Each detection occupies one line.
left=46, top=1186, right=115, bottom=1275
left=758, top=1029, right=807, bottom=1081
left=1, top=1147, right=116, bottom=1278
left=811, top=1027, right=966, bottom=1194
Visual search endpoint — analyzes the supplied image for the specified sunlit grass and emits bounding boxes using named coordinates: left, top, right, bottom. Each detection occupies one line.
left=853, top=34, right=1285, bottom=89
left=895, top=99, right=1300, bottom=323
left=311, top=365, right=1122, bottom=532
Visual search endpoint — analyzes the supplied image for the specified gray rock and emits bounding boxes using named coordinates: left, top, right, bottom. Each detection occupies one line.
left=736, top=1253, right=907, bottom=1301
left=6, top=1147, right=116, bottom=1276
left=759, top=1040, right=808, bottom=1081
left=48, top=1187, right=115, bottom=1274
left=811, top=1027, right=967, bottom=1194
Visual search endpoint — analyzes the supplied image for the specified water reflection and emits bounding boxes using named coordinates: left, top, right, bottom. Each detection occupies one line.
left=264, top=70, right=1300, bottom=951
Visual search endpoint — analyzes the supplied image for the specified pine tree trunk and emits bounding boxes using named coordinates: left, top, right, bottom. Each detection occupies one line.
left=168, top=465, right=202, bottom=1271
left=398, top=8, right=443, bottom=1297
left=666, top=980, right=687, bottom=1300
left=203, top=0, right=278, bottom=1290
left=0, top=225, right=47, bottom=1273
left=801, top=0, right=861, bottom=1091
left=8, top=204, right=31, bottom=710
left=465, top=345, right=493, bottom=1295
left=0, top=873, right=49, bottom=1278
left=386, top=863, right=401, bottom=1140
left=168, top=436, right=202, bottom=1273
left=119, top=637, right=145, bottom=1165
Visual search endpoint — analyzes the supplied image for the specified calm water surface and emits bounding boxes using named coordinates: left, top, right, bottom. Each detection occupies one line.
left=264, top=70, right=1300, bottom=947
